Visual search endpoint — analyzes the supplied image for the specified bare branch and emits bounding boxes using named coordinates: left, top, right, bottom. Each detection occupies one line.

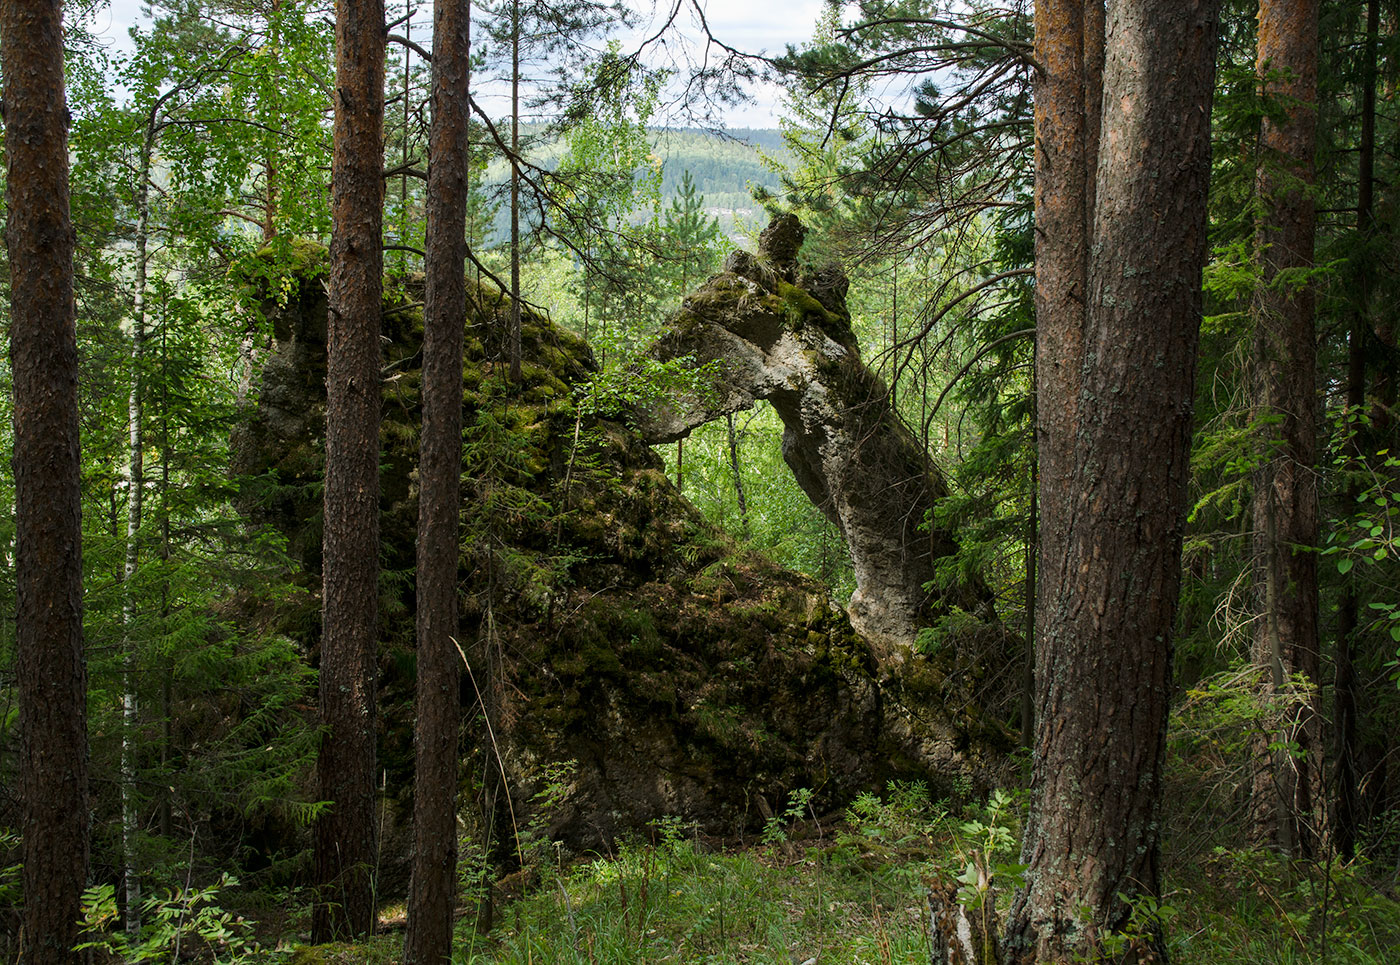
left=387, top=32, right=431, bottom=62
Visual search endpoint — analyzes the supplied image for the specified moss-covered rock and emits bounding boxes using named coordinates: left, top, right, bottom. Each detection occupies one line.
left=638, top=216, right=1006, bottom=673
left=232, top=248, right=1011, bottom=891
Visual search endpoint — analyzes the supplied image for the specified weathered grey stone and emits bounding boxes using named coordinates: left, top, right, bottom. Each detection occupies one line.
left=640, top=216, right=990, bottom=664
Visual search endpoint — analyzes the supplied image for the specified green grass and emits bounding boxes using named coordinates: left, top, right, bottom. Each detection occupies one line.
left=1164, top=846, right=1400, bottom=965
left=455, top=841, right=931, bottom=964
left=454, top=788, right=958, bottom=965
left=435, top=785, right=1400, bottom=965
left=75, top=783, right=1400, bottom=964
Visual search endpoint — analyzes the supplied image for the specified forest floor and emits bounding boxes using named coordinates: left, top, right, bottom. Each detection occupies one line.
left=271, top=783, right=1400, bottom=965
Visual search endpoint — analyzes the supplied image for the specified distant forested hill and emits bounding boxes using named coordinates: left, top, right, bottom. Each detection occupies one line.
left=652, top=128, right=787, bottom=235
left=482, top=126, right=786, bottom=243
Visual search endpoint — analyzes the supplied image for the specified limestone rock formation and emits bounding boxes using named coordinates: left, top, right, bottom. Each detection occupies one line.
left=229, top=243, right=1016, bottom=881
left=640, top=215, right=990, bottom=664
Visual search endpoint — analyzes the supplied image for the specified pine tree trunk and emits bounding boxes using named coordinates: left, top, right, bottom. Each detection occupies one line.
left=313, top=0, right=386, bottom=940
left=1249, top=0, right=1321, bottom=858
left=3, top=0, right=90, bottom=958
left=404, top=0, right=470, bottom=958
left=1030, top=0, right=1099, bottom=622
left=1022, top=445, right=1036, bottom=750
left=726, top=413, right=749, bottom=539
left=1004, top=1, right=1219, bottom=960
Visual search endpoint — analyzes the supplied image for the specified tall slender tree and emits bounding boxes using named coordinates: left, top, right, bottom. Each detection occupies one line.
left=313, top=0, right=386, bottom=940
left=3, top=0, right=89, bottom=960
left=475, top=0, right=630, bottom=373
left=120, top=123, right=150, bottom=936
left=1004, top=0, right=1220, bottom=960
left=1335, top=0, right=1379, bottom=861
left=1249, top=0, right=1321, bottom=857
left=118, top=58, right=229, bottom=936
left=404, top=0, right=471, bottom=957
left=508, top=0, right=523, bottom=381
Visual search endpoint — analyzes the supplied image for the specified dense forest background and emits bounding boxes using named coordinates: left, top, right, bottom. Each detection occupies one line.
left=3, top=0, right=1400, bottom=962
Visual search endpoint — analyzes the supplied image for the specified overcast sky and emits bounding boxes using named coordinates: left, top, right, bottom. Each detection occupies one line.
left=82, top=0, right=831, bottom=128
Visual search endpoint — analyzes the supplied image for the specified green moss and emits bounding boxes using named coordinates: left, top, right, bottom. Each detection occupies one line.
left=230, top=237, right=329, bottom=288
left=777, top=279, right=857, bottom=347
left=234, top=246, right=941, bottom=850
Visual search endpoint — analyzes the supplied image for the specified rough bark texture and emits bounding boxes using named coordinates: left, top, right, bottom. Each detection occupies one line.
left=3, top=0, right=90, bottom=959
left=1004, top=1, right=1219, bottom=960
left=641, top=215, right=991, bottom=664
left=1031, top=0, right=1091, bottom=617
left=404, top=0, right=469, bottom=958
left=313, top=0, right=385, bottom=940
left=1249, top=0, right=1321, bottom=858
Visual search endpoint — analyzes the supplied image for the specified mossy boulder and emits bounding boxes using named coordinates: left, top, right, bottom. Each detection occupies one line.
left=232, top=248, right=1011, bottom=882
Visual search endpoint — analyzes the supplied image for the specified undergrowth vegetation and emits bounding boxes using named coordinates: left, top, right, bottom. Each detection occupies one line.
left=437, top=782, right=1400, bottom=965
left=250, top=782, right=1394, bottom=965
left=55, top=778, right=1400, bottom=963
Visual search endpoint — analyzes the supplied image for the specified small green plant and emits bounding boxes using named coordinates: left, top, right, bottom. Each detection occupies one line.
left=513, top=758, right=579, bottom=876
left=951, top=788, right=1026, bottom=912
left=1093, top=891, right=1178, bottom=962
left=836, top=780, right=942, bottom=850
left=76, top=873, right=278, bottom=963
left=647, top=814, right=693, bottom=858
left=762, top=786, right=815, bottom=847
left=0, top=829, right=19, bottom=907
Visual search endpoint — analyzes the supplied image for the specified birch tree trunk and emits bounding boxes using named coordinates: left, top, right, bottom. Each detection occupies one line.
left=120, top=130, right=155, bottom=942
